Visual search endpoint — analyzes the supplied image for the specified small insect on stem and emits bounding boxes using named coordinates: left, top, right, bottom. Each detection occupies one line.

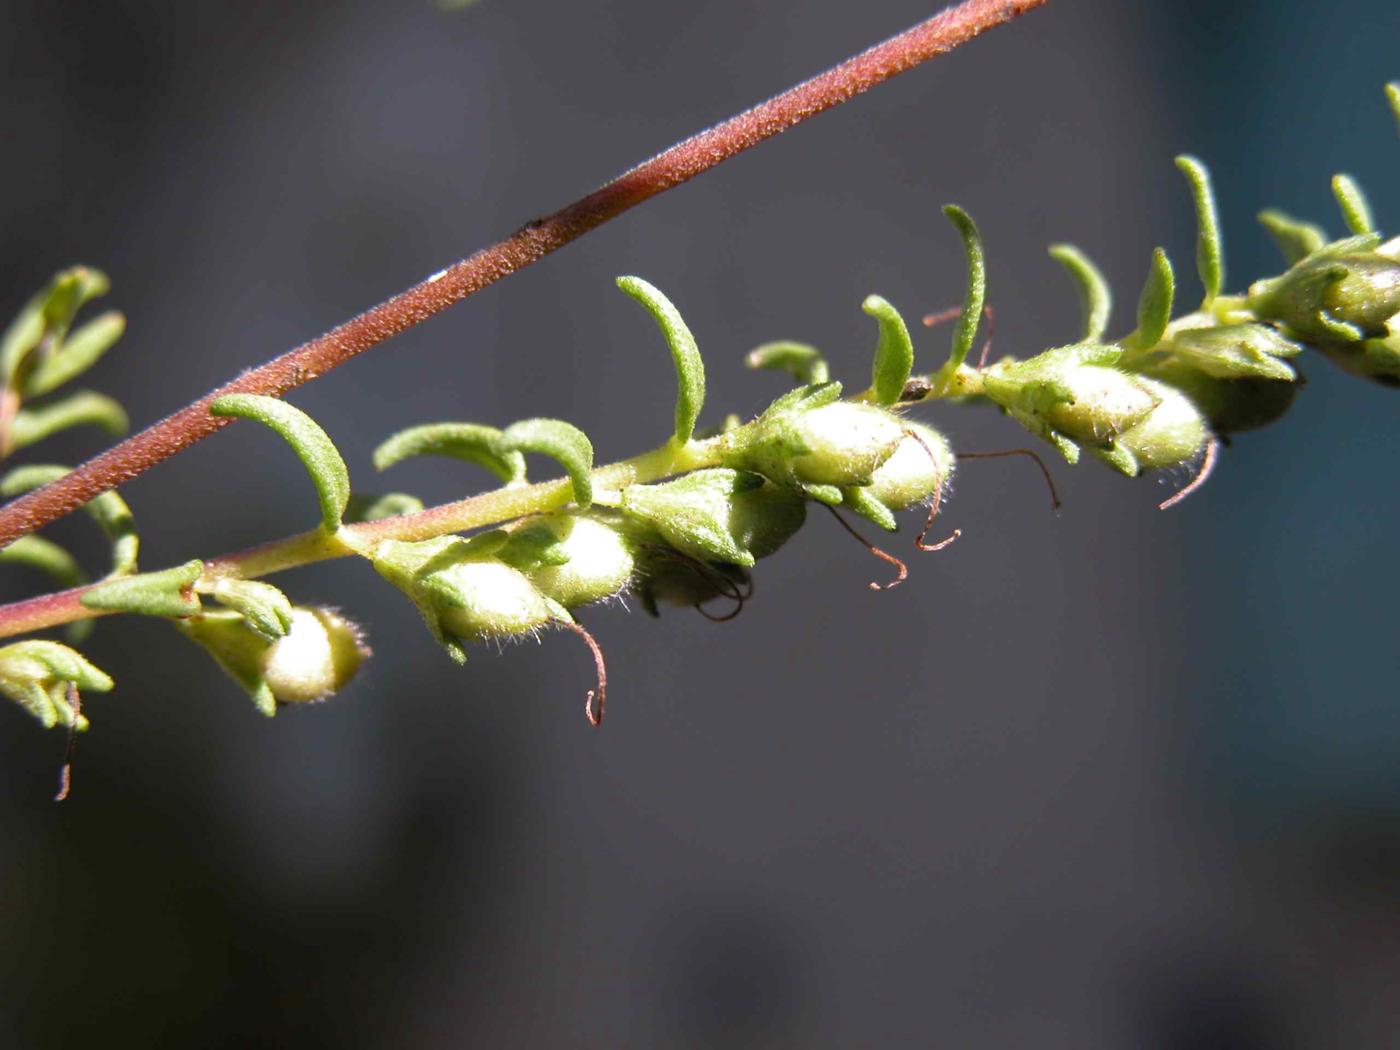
left=1157, top=435, right=1220, bottom=511
left=558, top=620, right=608, bottom=727
left=924, top=303, right=997, bottom=369
left=956, top=448, right=1062, bottom=511
left=822, top=505, right=909, bottom=591
left=54, top=682, right=81, bottom=802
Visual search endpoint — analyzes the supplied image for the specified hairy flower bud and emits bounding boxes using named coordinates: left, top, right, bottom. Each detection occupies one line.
left=372, top=536, right=560, bottom=663
left=1315, top=332, right=1400, bottom=387
left=621, top=469, right=805, bottom=567
left=502, top=511, right=636, bottom=609
left=1248, top=241, right=1400, bottom=344
left=1136, top=358, right=1298, bottom=433
left=861, top=422, right=954, bottom=511
left=1094, top=377, right=1209, bottom=475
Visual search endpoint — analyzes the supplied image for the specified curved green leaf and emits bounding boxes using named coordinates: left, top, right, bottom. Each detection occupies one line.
left=2, top=267, right=110, bottom=388
left=21, top=311, right=125, bottom=397
left=81, top=559, right=203, bottom=618
left=0, top=534, right=86, bottom=589
left=206, top=578, right=294, bottom=640
left=372, top=423, right=525, bottom=483
left=1175, top=155, right=1224, bottom=305
left=344, top=491, right=425, bottom=523
left=0, top=464, right=138, bottom=576
left=1388, top=82, right=1400, bottom=135
left=745, top=341, right=831, bottom=385
left=0, top=639, right=113, bottom=729
left=210, top=394, right=349, bottom=532
left=616, top=276, right=706, bottom=445
left=941, top=205, right=987, bottom=370
left=495, top=418, right=594, bottom=508
left=1048, top=244, right=1112, bottom=342
left=1133, top=248, right=1175, bottom=349
left=862, top=295, right=914, bottom=406
left=10, top=391, right=127, bottom=450
left=1257, top=210, right=1327, bottom=265
left=1331, top=174, right=1375, bottom=236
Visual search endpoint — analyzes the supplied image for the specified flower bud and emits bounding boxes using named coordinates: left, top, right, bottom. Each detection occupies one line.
left=371, top=537, right=559, bottom=662
left=1248, top=244, right=1400, bottom=344
left=502, top=511, right=636, bottom=609
left=861, top=422, right=954, bottom=511
left=179, top=605, right=368, bottom=715
left=1094, top=376, right=1209, bottom=476
left=1315, top=332, right=1400, bottom=387
left=1136, top=357, right=1298, bottom=434
left=261, top=607, right=367, bottom=704
left=621, top=469, right=805, bottom=567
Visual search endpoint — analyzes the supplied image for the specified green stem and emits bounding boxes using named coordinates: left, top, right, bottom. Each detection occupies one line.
left=0, top=436, right=726, bottom=638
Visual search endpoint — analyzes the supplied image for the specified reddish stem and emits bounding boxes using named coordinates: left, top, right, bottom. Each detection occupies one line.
left=0, top=0, right=1046, bottom=552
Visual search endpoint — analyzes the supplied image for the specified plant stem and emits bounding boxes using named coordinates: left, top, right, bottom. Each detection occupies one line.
left=0, top=0, right=1047, bottom=553
left=0, top=437, right=727, bottom=638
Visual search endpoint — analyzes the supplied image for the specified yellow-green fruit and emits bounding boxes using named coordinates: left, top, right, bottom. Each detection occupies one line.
left=433, top=560, right=554, bottom=640
left=260, top=607, right=367, bottom=704
left=787, top=402, right=904, bottom=486
left=524, top=514, right=635, bottom=608
left=864, top=423, right=954, bottom=509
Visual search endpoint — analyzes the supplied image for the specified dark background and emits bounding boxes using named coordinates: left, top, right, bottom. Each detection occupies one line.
left=2, top=1, right=1399, bottom=1046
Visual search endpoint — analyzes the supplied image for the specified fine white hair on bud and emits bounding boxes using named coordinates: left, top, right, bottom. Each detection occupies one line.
left=518, top=513, right=635, bottom=609
left=260, top=607, right=368, bottom=704
left=787, top=402, right=904, bottom=486
left=864, top=422, right=954, bottom=511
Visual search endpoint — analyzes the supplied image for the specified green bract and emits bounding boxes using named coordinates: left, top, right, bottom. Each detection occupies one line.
left=0, top=640, right=113, bottom=730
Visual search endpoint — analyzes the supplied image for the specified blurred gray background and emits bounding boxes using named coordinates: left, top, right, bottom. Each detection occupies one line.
left=2, top=1, right=1398, bottom=1046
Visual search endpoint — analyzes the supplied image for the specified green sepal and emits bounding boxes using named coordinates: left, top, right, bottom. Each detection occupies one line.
left=210, top=394, right=350, bottom=533
left=616, top=276, right=706, bottom=445
left=1048, top=244, right=1111, bottom=342
left=863, top=295, right=914, bottom=406
left=0, top=639, right=113, bottom=729
left=1151, top=323, right=1302, bottom=381
left=10, top=390, right=128, bottom=450
left=81, top=559, right=203, bottom=618
left=1129, top=248, right=1175, bottom=350
left=175, top=610, right=276, bottom=716
left=802, top=483, right=845, bottom=505
left=495, top=418, right=594, bottom=508
left=760, top=380, right=843, bottom=417
left=1257, top=210, right=1327, bottom=265
left=745, top=342, right=830, bottom=385
left=21, top=311, right=125, bottom=398
left=1175, top=155, right=1224, bottom=305
left=372, top=423, right=526, bottom=484
left=1, top=464, right=138, bottom=576
left=343, top=491, right=425, bottom=523
left=204, top=578, right=295, bottom=641
left=941, top=204, right=987, bottom=370
left=1332, top=174, right=1375, bottom=236
left=497, top=520, right=572, bottom=571
left=0, top=534, right=86, bottom=590
left=622, top=469, right=764, bottom=567
left=841, top=485, right=898, bottom=531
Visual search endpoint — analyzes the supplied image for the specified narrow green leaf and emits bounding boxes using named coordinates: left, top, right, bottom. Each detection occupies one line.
left=1257, top=210, right=1327, bottom=265
left=495, top=419, right=594, bottom=507
left=941, top=205, right=986, bottom=370
left=616, top=276, right=706, bottom=444
left=1386, top=82, right=1400, bottom=136
left=81, top=560, right=203, bottom=618
left=1331, top=174, right=1375, bottom=236
left=210, top=394, right=350, bottom=532
left=344, top=491, right=425, bottom=523
left=21, top=311, right=125, bottom=397
left=0, top=464, right=138, bottom=576
left=0, top=640, right=113, bottom=729
left=1048, top=244, right=1112, bottom=342
left=745, top=342, right=831, bottom=385
left=1175, top=155, right=1224, bottom=305
left=1133, top=248, right=1175, bottom=349
left=372, top=423, right=525, bottom=483
left=10, top=391, right=127, bottom=450
left=862, top=295, right=915, bottom=406
left=0, top=534, right=86, bottom=589
left=206, top=578, right=294, bottom=640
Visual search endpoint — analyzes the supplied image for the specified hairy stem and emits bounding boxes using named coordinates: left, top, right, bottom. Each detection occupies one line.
left=0, top=0, right=1047, bottom=552
left=0, top=436, right=727, bottom=638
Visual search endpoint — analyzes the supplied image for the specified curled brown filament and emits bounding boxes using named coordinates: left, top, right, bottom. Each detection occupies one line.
left=1158, top=436, right=1220, bottom=511
left=956, top=447, right=1062, bottom=511
left=923, top=303, right=997, bottom=369
left=822, top=504, right=909, bottom=591
left=54, top=682, right=80, bottom=802
left=695, top=561, right=750, bottom=622
left=558, top=619, right=608, bottom=727
left=914, top=481, right=961, bottom=553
